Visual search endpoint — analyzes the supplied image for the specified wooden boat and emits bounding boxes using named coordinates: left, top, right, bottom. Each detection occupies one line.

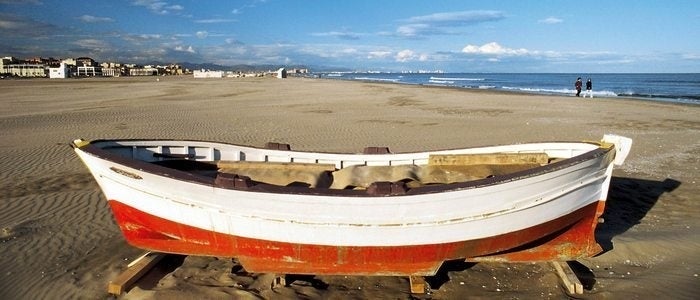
left=72, top=134, right=631, bottom=276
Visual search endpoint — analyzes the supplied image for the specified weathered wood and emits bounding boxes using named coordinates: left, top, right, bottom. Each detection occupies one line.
left=248, top=273, right=277, bottom=293
left=409, top=276, right=426, bottom=294
left=272, top=275, right=286, bottom=289
left=429, top=153, right=549, bottom=166
left=217, top=161, right=336, bottom=188
left=551, top=261, right=583, bottom=295
left=216, top=160, right=337, bottom=172
left=108, top=252, right=165, bottom=296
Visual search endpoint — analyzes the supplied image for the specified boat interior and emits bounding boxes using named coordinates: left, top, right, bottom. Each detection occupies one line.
left=148, top=146, right=562, bottom=190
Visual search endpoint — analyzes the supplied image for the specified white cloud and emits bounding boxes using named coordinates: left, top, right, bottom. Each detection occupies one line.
left=121, top=33, right=162, bottom=44
left=395, top=10, right=505, bottom=38
left=77, top=15, right=114, bottom=23
left=231, top=0, right=268, bottom=16
left=138, top=34, right=161, bottom=39
left=132, top=0, right=184, bottom=15
left=312, top=31, right=361, bottom=40
left=0, top=19, right=22, bottom=29
left=406, top=10, right=505, bottom=25
left=395, top=49, right=415, bottom=62
left=682, top=53, right=700, bottom=60
left=225, top=38, right=242, bottom=45
left=195, top=31, right=208, bottom=39
left=174, top=45, right=195, bottom=53
left=395, top=49, right=429, bottom=62
left=462, top=42, right=531, bottom=56
left=194, top=19, right=235, bottom=24
left=340, top=48, right=358, bottom=55
left=396, top=24, right=431, bottom=38
left=538, top=17, right=563, bottom=24
left=73, top=39, right=110, bottom=49
left=368, top=51, right=392, bottom=59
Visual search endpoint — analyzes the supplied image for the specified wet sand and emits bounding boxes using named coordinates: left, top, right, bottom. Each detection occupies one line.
left=0, top=76, right=698, bottom=299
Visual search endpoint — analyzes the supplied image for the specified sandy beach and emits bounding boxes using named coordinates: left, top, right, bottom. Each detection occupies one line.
left=1, top=76, right=698, bottom=299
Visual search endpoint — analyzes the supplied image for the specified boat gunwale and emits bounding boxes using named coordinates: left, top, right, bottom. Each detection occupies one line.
left=73, top=139, right=614, bottom=197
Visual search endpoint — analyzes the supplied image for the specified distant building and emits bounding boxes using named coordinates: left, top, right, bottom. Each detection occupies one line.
left=129, top=66, right=159, bottom=76
left=0, top=56, right=46, bottom=77
left=165, top=64, right=183, bottom=75
left=1, top=63, right=46, bottom=77
left=100, top=62, right=121, bottom=69
left=0, top=57, right=15, bottom=74
left=25, top=56, right=60, bottom=67
left=287, top=68, right=309, bottom=74
left=193, top=69, right=223, bottom=78
left=61, top=58, right=77, bottom=67
left=276, top=68, right=287, bottom=78
left=49, top=62, right=70, bottom=78
left=101, top=68, right=119, bottom=77
left=76, top=57, right=96, bottom=67
left=99, top=62, right=120, bottom=77
left=76, top=66, right=101, bottom=77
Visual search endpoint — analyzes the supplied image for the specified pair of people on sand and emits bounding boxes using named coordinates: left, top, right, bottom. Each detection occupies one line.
left=575, top=77, right=593, bottom=98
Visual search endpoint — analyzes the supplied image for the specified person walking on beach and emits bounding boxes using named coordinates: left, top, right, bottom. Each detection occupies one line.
left=575, top=77, right=582, bottom=97
left=585, top=78, right=593, bottom=98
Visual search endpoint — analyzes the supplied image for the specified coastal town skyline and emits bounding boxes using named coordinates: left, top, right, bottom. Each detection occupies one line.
left=1, top=0, right=699, bottom=73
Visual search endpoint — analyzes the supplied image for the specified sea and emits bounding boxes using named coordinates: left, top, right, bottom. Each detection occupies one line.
left=318, top=73, right=700, bottom=105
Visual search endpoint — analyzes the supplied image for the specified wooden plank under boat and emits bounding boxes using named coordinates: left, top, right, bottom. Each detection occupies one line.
left=71, top=134, right=632, bottom=276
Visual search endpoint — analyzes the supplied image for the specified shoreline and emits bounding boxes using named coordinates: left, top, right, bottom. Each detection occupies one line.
left=4, top=74, right=700, bottom=106
left=0, top=76, right=698, bottom=299
left=318, top=74, right=700, bottom=106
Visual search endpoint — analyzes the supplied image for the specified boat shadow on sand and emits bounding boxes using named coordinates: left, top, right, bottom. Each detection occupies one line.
left=566, top=176, right=680, bottom=291
left=595, top=176, right=680, bottom=252
left=427, top=176, right=681, bottom=291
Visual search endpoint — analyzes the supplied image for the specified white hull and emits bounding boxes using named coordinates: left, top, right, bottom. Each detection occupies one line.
left=72, top=135, right=631, bottom=275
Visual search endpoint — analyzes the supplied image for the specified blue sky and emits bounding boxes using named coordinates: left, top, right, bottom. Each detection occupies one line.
left=1, top=0, right=699, bottom=72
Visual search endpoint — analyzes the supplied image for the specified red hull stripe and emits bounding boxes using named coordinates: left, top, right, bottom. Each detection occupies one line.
left=109, top=200, right=604, bottom=276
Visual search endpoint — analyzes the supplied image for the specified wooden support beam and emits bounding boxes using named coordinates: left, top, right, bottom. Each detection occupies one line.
left=409, top=276, right=426, bottom=294
left=273, top=275, right=286, bottom=289
left=108, top=252, right=166, bottom=296
left=248, top=273, right=277, bottom=293
left=551, top=261, right=583, bottom=295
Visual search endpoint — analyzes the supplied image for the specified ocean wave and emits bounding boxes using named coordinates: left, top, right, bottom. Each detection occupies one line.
left=619, top=92, right=700, bottom=101
left=617, top=92, right=700, bottom=104
left=430, top=76, right=485, bottom=81
left=502, top=86, right=571, bottom=94
left=502, top=86, right=618, bottom=97
left=428, top=79, right=455, bottom=84
left=328, top=73, right=698, bottom=105
left=353, top=77, right=400, bottom=82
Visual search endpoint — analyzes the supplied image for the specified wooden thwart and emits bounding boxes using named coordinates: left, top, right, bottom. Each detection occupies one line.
left=429, top=153, right=549, bottom=166
left=217, top=161, right=337, bottom=188
left=551, top=261, right=583, bottom=295
left=108, top=252, right=166, bottom=296
left=217, top=160, right=337, bottom=172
